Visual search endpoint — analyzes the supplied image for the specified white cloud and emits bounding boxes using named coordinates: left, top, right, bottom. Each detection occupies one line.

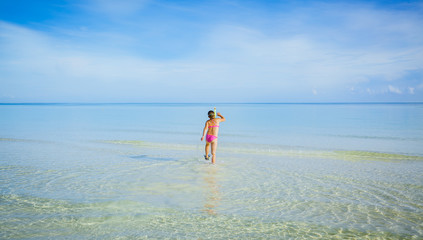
left=1, top=1, right=423, bottom=102
left=199, top=21, right=423, bottom=89
left=0, top=22, right=157, bottom=80
left=388, top=85, right=402, bottom=94
left=0, top=22, right=226, bottom=101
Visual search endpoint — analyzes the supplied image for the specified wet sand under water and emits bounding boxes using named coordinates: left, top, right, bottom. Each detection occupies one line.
left=1, top=138, right=422, bottom=239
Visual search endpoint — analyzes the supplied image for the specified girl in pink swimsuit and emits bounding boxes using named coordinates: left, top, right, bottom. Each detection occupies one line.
left=201, top=110, right=225, bottom=164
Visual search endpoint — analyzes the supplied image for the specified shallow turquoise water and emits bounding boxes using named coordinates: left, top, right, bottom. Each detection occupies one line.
left=1, top=103, right=423, bottom=239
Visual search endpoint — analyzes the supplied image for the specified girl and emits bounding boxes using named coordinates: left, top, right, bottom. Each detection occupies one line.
left=201, top=110, right=225, bottom=164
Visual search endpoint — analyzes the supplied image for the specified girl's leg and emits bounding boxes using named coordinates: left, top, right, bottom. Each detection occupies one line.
left=205, top=142, right=210, bottom=159
left=211, top=141, right=217, bottom=164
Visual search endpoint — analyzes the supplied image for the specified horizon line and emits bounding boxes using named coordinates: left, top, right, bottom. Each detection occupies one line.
left=1, top=102, right=423, bottom=105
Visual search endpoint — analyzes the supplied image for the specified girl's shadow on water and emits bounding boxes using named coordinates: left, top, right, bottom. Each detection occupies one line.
left=201, top=166, right=221, bottom=216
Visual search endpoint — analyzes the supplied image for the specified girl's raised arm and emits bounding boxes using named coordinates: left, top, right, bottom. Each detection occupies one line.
left=217, top=113, right=225, bottom=122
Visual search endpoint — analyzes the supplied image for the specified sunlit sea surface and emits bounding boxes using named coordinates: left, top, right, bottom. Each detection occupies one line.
left=1, top=103, right=422, bottom=239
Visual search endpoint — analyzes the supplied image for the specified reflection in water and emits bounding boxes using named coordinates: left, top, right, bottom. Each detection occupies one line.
left=202, top=166, right=221, bottom=215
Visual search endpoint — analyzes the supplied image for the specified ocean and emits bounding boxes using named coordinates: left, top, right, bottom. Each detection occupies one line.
left=1, top=103, right=422, bottom=239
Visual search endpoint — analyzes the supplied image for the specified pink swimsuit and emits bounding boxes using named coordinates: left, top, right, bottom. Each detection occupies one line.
left=206, top=124, right=219, bottom=142
left=206, top=134, right=217, bottom=143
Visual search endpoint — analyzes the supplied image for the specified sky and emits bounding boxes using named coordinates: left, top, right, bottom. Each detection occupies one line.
left=0, top=0, right=423, bottom=103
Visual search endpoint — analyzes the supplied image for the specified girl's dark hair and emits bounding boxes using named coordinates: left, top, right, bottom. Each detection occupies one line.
left=208, top=110, right=215, bottom=118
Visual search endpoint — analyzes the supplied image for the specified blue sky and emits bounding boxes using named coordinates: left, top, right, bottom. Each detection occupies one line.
left=1, top=0, right=422, bottom=102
